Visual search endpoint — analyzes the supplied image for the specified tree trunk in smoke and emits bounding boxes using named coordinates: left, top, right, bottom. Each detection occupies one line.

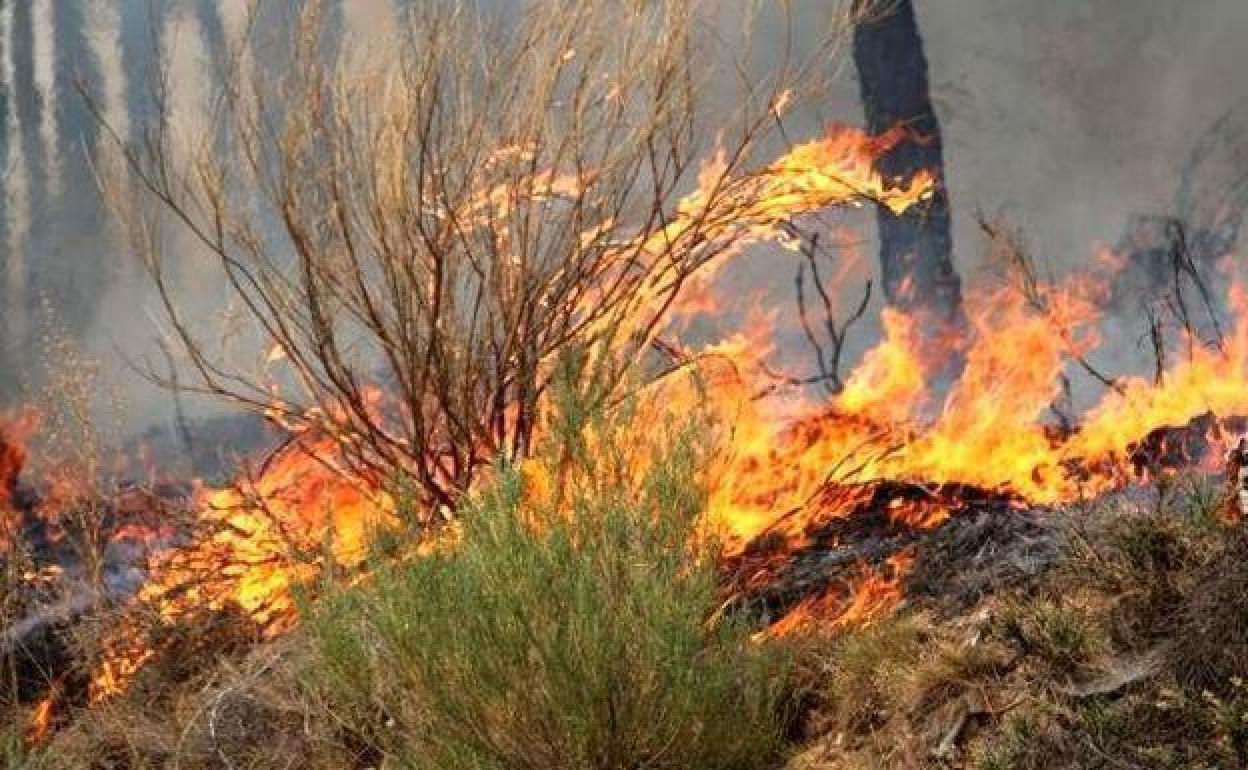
left=31, top=0, right=60, bottom=205
left=0, top=0, right=31, bottom=368
left=852, top=0, right=964, bottom=328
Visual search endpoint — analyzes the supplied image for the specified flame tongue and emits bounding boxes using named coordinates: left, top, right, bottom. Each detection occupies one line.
left=117, top=123, right=934, bottom=641
left=23, top=692, right=54, bottom=746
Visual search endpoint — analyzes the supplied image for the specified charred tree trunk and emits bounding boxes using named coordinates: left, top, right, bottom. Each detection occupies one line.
left=853, top=0, right=964, bottom=328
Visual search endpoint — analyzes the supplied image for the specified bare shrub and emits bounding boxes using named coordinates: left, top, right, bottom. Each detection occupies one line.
left=95, top=0, right=851, bottom=515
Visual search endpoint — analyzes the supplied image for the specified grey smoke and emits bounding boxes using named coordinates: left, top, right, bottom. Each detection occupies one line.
left=0, top=1, right=1244, bottom=435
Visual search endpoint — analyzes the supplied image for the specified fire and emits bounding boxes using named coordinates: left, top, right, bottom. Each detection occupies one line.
left=138, top=435, right=400, bottom=635
left=15, top=119, right=1248, bottom=721
left=578, top=123, right=935, bottom=357
left=72, top=433, right=404, bottom=701
left=749, top=124, right=935, bottom=219
left=685, top=252, right=1247, bottom=559
left=1072, top=285, right=1248, bottom=464
left=89, top=640, right=155, bottom=703
left=60, top=123, right=929, bottom=698
left=765, top=551, right=914, bottom=638
left=23, top=692, right=55, bottom=746
left=0, top=410, right=38, bottom=533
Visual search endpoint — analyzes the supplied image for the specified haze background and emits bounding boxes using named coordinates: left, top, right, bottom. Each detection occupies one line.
left=0, top=0, right=1243, bottom=441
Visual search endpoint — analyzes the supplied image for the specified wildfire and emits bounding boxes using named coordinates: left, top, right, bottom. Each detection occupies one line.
left=140, top=436, right=399, bottom=631
left=10, top=120, right=1248, bottom=721
left=112, top=122, right=1248, bottom=647
left=765, top=551, right=915, bottom=638
left=680, top=259, right=1248, bottom=558
left=0, top=409, right=38, bottom=552
left=55, top=123, right=932, bottom=699
left=89, top=640, right=155, bottom=703
left=576, top=123, right=936, bottom=358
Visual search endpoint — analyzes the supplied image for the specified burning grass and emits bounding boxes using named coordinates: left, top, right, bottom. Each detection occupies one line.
left=11, top=406, right=1248, bottom=768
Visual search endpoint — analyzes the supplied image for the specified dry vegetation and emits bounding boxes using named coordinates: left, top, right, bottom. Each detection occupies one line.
left=304, top=385, right=792, bottom=770
left=9, top=383, right=797, bottom=769
left=782, top=475, right=1248, bottom=770
left=100, top=0, right=844, bottom=515
left=18, top=439, right=1248, bottom=768
left=11, top=1, right=846, bottom=764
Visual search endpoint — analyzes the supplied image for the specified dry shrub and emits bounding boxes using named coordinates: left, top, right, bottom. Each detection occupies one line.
left=800, top=615, right=929, bottom=736
left=783, top=608, right=1028, bottom=769
left=965, top=488, right=1248, bottom=769
left=768, top=486, right=1248, bottom=768
left=1, top=319, right=124, bottom=756
left=1174, top=528, right=1248, bottom=691
left=100, top=0, right=851, bottom=516
left=1061, top=494, right=1209, bottom=653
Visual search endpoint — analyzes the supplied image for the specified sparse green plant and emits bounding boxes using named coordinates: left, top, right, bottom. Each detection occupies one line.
left=1172, top=472, right=1229, bottom=529
left=1077, top=697, right=1129, bottom=746
left=1206, top=677, right=1248, bottom=758
left=1112, top=512, right=1188, bottom=576
left=997, top=597, right=1099, bottom=673
left=973, top=715, right=1044, bottom=770
left=1, top=727, right=46, bottom=770
left=1032, top=602, right=1095, bottom=669
left=1174, top=528, right=1248, bottom=690
left=1, top=532, right=31, bottom=707
left=304, top=386, right=791, bottom=769
left=1061, top=501, right=1203, bottom=650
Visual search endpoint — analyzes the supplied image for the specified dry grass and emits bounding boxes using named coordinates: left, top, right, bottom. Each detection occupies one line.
left=774, top=477, right=1248, bottom=769
left=15, top=449, right=1248, bottom=768
left=15, top=385, right=798, bottom=769
left=1174, top=529, right=1248, bottom=690
left=26, top=636, right=359, bottom=770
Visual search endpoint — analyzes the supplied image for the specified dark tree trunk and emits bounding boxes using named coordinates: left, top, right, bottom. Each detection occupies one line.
left=853, top=0, right=964, bottom=328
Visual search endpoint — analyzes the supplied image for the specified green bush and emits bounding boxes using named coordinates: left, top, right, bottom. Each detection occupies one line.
left=2, top=729, right=45, bottom=770
left=304, top=397, right=790, bottom=770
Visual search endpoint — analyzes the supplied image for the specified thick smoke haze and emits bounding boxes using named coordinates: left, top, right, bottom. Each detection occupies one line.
left=921, top=0, right=1248, bottom=272
left=0, top=1, right=1244, bottom=439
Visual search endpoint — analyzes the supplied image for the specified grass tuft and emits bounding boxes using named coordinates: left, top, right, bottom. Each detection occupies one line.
left=304, top=393, right=792, bottom=770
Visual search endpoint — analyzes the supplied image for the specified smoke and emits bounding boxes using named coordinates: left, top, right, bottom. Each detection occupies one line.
left=341, top=0, right=400, bottom=45
left=2, top=1, right=1248, bottom=443
left=217, top=0, right=253, bottom=87
left=160, top=5, right=210, bottom=175
left=83, top=1, right=130, bottom=160
left=914, top=1, right=1248, bottom=273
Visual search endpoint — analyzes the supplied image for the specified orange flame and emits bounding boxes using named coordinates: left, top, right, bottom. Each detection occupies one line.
left=23, top=693, right=55, bottom=746
left=68, top=121, right=1248, bottom=704
left=766, top=551, right=914, bottom=638
left=137, top=435, right=400, bottom=636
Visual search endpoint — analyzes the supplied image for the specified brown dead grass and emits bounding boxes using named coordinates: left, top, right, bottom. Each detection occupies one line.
left=782, top=477, right=1248, bottom=770
left=33, top=634, right=361, bottom=770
